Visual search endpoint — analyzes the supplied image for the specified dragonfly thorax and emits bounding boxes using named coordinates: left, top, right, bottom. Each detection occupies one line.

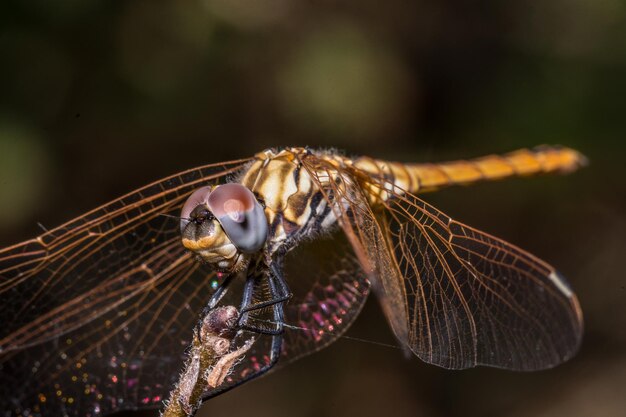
left=180, top=183, right=268, bottom=273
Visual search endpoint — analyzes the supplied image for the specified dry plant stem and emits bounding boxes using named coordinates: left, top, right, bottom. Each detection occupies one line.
left=206, top=339, right=255, bottom=388
left=161, top=306, right=253, bottom=417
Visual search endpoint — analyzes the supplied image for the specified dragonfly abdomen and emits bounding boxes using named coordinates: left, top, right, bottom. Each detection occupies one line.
left=353, top=146, right=587, bottom=199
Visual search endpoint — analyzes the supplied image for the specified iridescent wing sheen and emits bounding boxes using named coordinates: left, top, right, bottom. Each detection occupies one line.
left=0, top=158, right=252, bottom=416
left=280, top=254, right=370, bottom=364
left=202, top=234, right=371, bottom=399
left=300, top=154, right=583, bottom=371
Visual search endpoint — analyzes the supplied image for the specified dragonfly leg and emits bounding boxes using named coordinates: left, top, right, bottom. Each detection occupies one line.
left=270, top=262, right=293, bottom=302
left=239, top=293, right=291, bottom=313
left=238, top=269, right=288, bottom=334
left=199, top=272, right=236, bottom=320
left=194, top=272, right=240, bottom=341
left=238, top=323, right=283, bottom=335
left=266, top=284, right=285, bottom=361
left=237, top=266, right=289, bottom=331
left=239, top=263, right=292, bottom=314
left=246, top=274, right=285, bottom=372
left=240, top=275, right=285, bottom=365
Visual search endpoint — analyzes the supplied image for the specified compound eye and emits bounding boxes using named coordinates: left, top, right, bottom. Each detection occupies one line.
left=180, top=186, right=213, bottom=232
left=207, top=183, right=268, bottom=253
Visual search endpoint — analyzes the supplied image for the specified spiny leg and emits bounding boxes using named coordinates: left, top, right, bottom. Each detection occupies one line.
left=238, top=266, right=289, bottom=335
left=239, top=263, right=292, bottom=314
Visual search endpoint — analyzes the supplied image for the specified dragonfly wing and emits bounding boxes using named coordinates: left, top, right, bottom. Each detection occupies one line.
left=371, top=190, right=583, bottom=370
left=303, top=155, right=583, bottom=371
left=281, top=254, right=370, bottom=364
left=0, top=159, right=251, bottom=416
left=1, top=250, right=220, bottom=417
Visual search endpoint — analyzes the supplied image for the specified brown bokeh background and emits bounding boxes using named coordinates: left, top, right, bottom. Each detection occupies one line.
left=1, top=1, right=625, bottom=416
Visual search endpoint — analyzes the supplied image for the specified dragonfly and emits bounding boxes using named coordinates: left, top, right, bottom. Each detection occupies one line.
left=0, top=146, right=585, bottom=417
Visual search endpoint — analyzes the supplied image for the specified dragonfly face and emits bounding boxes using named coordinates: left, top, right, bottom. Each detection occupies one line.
left=0, top=146, right=586, bottom=417
left=180, top=183, right=269, bottom=273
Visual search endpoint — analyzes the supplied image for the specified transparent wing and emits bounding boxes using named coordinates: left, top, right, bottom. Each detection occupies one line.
left=0, top=158, right=251, bottom=416
left=301, top=154, right=583, bottom=371
left=281, top=254, right=370, bottom=364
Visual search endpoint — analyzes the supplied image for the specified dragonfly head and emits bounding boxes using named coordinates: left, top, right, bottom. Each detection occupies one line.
left=180, top=183, right=268, bottom=273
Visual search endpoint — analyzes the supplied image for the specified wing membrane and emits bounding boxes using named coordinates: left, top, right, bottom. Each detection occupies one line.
left=0, top=159, right=249, bottom=352
left=301, top=154, right=583, bottom=371
left=0, top=159, right=251, bottom=416
left=378, top=191, right=583, bottom=370
left=1, top=248, right=220, bottom=417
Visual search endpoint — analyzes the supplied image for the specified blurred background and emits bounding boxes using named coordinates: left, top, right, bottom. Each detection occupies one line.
left=0, top=0, right=625, bottom=416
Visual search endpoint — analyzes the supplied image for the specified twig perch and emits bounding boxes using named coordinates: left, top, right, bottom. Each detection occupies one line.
left=161, top=306, right=254, bottom=417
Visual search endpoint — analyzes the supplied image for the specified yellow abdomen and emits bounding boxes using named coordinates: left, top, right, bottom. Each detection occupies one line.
left=352, top=146, right=587, bottom=199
